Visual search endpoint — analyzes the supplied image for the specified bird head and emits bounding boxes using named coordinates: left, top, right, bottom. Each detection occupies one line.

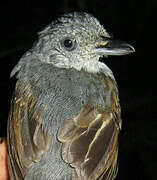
left=30, top=12, right=135, bottom=75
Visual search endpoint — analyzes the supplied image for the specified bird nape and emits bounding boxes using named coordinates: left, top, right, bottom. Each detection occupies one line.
left=7, top=12, right=134, bottom=180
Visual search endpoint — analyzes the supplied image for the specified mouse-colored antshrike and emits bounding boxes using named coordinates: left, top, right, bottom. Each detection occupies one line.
left=7, top=12, right=135, bottom=180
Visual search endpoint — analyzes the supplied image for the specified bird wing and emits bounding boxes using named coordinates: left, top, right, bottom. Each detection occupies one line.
left=7, top=80, right=51, bottom=180
left=58, top=85, right=121, bottom=180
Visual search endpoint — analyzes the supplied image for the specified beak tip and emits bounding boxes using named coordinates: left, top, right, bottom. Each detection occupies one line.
left=127, top=44, right=135, bottom=53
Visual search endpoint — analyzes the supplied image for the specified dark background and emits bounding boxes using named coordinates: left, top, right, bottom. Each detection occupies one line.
left=0, top=0, right=155, bottom=179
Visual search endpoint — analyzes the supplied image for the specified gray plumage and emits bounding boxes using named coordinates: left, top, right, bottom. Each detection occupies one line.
left=7, top=12, right=134, bottom=180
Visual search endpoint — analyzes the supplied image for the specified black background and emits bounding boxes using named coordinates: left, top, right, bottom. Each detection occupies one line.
left=0, top=0, right=155, bottom=179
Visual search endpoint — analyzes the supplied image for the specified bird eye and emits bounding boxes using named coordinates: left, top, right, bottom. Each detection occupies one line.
left=61, top=38, right=77, bottom=51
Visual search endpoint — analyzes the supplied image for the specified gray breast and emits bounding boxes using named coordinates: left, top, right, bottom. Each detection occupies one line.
left=19, top=60, right=110, bottom=132
left=17, top=60, right=112, bottom=180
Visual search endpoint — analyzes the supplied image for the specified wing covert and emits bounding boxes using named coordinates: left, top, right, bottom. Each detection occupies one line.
left=7, top=80, right=51, bottom=180
left=58, top=104, right=120, bottom=180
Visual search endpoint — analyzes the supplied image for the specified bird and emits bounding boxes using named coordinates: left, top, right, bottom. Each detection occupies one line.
left=7, top=12, right=135, bottom=180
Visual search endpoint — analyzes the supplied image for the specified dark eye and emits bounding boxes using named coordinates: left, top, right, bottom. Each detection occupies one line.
left=61, top=38, right=77, bottom=51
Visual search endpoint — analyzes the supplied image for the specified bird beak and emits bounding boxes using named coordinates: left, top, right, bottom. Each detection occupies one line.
left=94, top=38, right=135, bottom=56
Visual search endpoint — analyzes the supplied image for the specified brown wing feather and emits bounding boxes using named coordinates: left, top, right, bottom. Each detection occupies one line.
left=58, top=78, right=121, bottom=180
left=7, top=80, right=51, bottom=180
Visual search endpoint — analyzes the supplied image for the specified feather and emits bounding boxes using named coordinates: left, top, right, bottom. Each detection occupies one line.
left=57, top=78, right=121, bottom=180
left=7, top=80, right=51, bottom=180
